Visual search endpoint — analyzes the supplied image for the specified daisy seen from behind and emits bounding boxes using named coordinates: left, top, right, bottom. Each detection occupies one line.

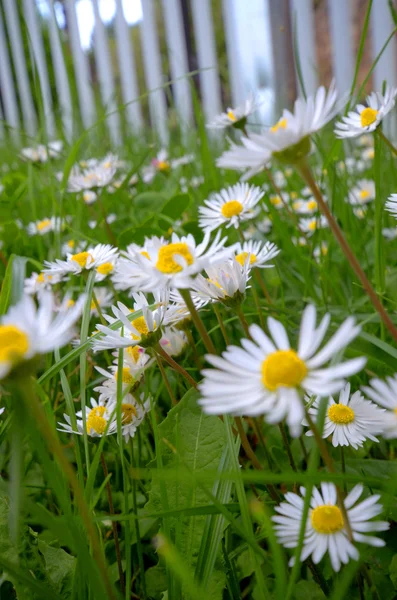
left=335, top=85, right=397, bottom=138
left=361, top=374, right=397, bottom=439
left=304, top=383, right=385, bottom=449
left=199, top=304, right=366, bottom=437
left=272, top=482, right=389, bottom=572
left=198, top=183, right=264, bottom=234
left=206, top=93, right=259, bottom=130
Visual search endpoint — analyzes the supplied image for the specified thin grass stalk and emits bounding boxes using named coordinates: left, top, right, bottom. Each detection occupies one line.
left=213, top=303, right=230, bottom=345
left=156, top=345, right=198, bottom=389
left=179, top=288, right=216, bottom=354
left=155, top=352, right=177, bottom=406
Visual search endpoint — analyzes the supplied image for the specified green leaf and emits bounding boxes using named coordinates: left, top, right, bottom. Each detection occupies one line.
left=0, top=254, right=14, bottom=315
left=158, top=193, right=191, bottom=230
left=389, top=554, right=397, bottom=589
left=293, top=580, right=326, bottom=600
left=131, top=191, right=168, bottom=225
left=145, top=388, right=228, bottom=598
left=38, top=540, right=75, bottom=599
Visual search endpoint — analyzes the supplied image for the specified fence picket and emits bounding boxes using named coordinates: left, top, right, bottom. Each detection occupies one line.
left=190, top=0, right=222, bottom=121
left=114, top=0, right=143, bottom=133
left=222, top=0, right=244, bottom=107
left=3, top=0, right=37, bottom=137
left=161, top=0, right=193, bottom=128
left=140, top=0, right=168, bottom=144
left=371, top=0, right=397, bottom=91
left=327, top=0, right=353, bottom=95
left=22, top=0, right=56, bottom=138
left=0, top=6, right=20, bottom=143
left=289, top=0, right=318, bottom=95
left=64, top=0, right=96, bottom=130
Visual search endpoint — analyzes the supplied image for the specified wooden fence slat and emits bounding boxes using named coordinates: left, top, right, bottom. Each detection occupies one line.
left=190, top=0, right=222, bottom=121
left=222, top=0, right=244, bottom=107
left=22, top=0, right=56, bottom=137
left=289, top=0, right=318, bottom=95
left=140, top=0, right=169, bottom=144
left=114, top=0, right=143, bottom=132
left=64, top=0, right=96, bottom=130
left=371, top=0, right=397, bottom=91
left=0, top=6, right=20, bottom=143
left=161, top=0, right=193, bottom=127
left=47, top=0, right=74, bottom=142
left=3, top=0, right=37, bottom=137
left=327, top=0, right=354, bottom=95
left=92, top=0, right=121, bottom=145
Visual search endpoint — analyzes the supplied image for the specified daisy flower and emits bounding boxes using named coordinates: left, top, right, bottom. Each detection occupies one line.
left=292, top=198, right=318, bottom=215
left=335, top=85, right=397, bottom=138
left=90, top=287, right=114, bottom=316
left=272, top=482, right=389, bottom=572
left=112, top=232, right=233, bottom=292
left=115, top=395, right=151, bottom=443
left=24, top=272, right=60, bottom=295
left=199, top=305, right=366, bottom=437
left=43, top=244, right=118, bottom=279
left=141, top=150, right=194, bottom=183
left=234, top=240, right=280, bottom=269
left=67, top=154, right=118, bottom=192
left=58, top=397, right=117, bottom=438
left=21, top=140, right=63, bottom=163
left=61, top=239, right=83, bottom=257
left=382, top=227, right=397, bottom=240
left=299, top=215, right=328, bottom=236
left=385, top=193, right=397, bottom=218
left=206, top=93, right=259, bottom=130
left=217, top=83, right=339, bottom=178
left=159, top=327, right=188, bottom=358
left=313, top=242, right=328, bottom=262
left=27, top=216, right=63, bottom=236
left=92, top=291, right=167, bottom=352
left=163, top=289, right=208, bottom=329
left=348, top=180, right=375, bottom=206
left=94, top=356, right=150, bottom=405
left=361, top=374, right=397, bottom=438
left=304, top=383, right=385, bottom=449
left=191, top=258, right=251, bottom=307
left=0, top=291, right=85, bottom=380
left=82, top=191, right=97, bottom=205
left=198, top=183, right=263, bottom=233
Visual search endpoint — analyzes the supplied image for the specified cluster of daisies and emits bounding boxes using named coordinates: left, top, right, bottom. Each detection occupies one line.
left=4, top=80, right=397, bottom=577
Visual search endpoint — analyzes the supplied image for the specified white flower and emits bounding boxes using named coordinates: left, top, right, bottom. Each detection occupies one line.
left=272, top=482, right=389, bottom=572
left=94, top=355, right=150, bottom=405
left=67, top=154, right=118, bottom=191
left=304, top=383, right=385, bottom=449
left=361, top=374, right=397, bottom=438
left=61, top=239, right=83, bottom=257
left=58, top=397, right=117, bottom=438
left=382, top=227, right=397, bottom=240
left=348, top=180, right=375, bottom=206
left=206, top=93, right=259, bottom=129
left=115, top=395, right=150, bottom=443
left=159, top=327, right=188, bottom=357
left=362, top=147, right=375, bottom=161
left=112, top=232, right=233, bottom=292
left=21, top=140, right=63, bottom=163
left=385, top=193, right=397, bottom=219
left=217, top=83, right=338, bottom=178
left=198, top=183, right=263, bottom=233
left=27, top=216, right=63, bottom=236
left=43, top=244, right=118, bottom=279
left=299, top=215, right=329, bottom=235
left=90, top=287, right=114, bottom=315
left=0, top=291, right=85, bottom=380
left=191, top=258, right=251, bottom=305
left=292, top=198, right=318, bottom=215
left=82, top=191, right=97, bottom=204
left=199, top=305, right=366, bottom=437
left=141, top=150, right=194, bottom=183
left=24, top=272, right=60, bottom=295
left=92, top=291, right=167, bottom=352
left=234, top=240, right=280, bottom=269
left=313, top=242, right=328, bottom=262
left=163, top=290, right=208, bottom=327
left=335, top=85, right=397, bottom=138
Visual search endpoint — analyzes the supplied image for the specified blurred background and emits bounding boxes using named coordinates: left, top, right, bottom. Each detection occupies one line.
left=0, top=0, right=395, bottom=146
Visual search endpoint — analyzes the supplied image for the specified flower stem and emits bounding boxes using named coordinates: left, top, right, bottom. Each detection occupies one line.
left=376, top=127, right=397, bottom=156
left=155, top=352, right=177, bottom=406
left=179, top=288, right=216, bottom=354
left=156, top=345, right=198, bottom=389
left=297, top=160, right=397, bottom=343
left=213, top=304, right=230, bottom=345
left=97, top=193, right=117, bottom=245
left=278, top=423, right=297, bottom=473
left=236, top=306, right=251, bottom=338
left=100, top=453, right=125, bottom=594
left=253, top=269, right=272, bottom=304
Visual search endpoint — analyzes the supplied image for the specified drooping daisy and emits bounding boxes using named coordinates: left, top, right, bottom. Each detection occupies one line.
left=234, top=240, right=280, bottom=269
left=159, top=327, right=188, bottom=357
left=361, top=374, right=397, bottom=438
left=348, top=180, right=375, bottom=206
left=299, top=215, right=329, bottom=235
left=112, top=232, right=233, bottom=292
left=24, top=272, right=60, bottom=295
left=191, top=258, right=251, bottom=307
left=92, top=291, right=167, bottom=352
left=335, top=85, right=397, bottom=138
left=0, top=291, right=85, bottom=380
left=385, top=193, right=397, bottom=218
left=304, top=383, right=385, bottom=449
left=272, top=482, right=389, bottom=572
left=199, top=305, right=366, bottom=437
left=206, top=93, right=259, bottom=130
left=198, top=183, right=264, bottom=233
left=43, top=244, right=118, bottom=279
left=217, top=83, right=339, bottom=178
left=58, top=397, right=117, bottom=438
left=27, top=217, right=63, bottom=236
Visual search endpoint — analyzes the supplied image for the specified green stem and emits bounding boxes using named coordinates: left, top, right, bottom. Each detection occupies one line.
left=236, top=306, right=250, bottom=338
left=376, top=127, right=397, bottom=156
left=213, top=304, right=230, bottom=345
left=155, top=352, right=177, bottom=406
left=179, top=288, right=216, bottom=354
left=156, top=345, right=198, bottom=389
left=278, top=423, right=297, bottom=473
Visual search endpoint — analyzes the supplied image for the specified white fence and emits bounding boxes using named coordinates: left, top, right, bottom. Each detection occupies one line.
left=0, top=0, right=396, bottom=146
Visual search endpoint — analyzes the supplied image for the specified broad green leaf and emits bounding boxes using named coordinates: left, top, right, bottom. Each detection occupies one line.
left=131, top=191, right=168, bottom=225
left=38, top=540, right=75, bottom=599
left=158, top=193, right=192, bottom=230
left=0, top=254, right=14, bottom=315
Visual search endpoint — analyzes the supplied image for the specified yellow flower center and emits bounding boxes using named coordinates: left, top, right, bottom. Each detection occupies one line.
left=130, top=315, right=151, bottom=340
left=96, top=262, right=114, bottom=275
left=157, top=160, right=170, bottom=171
left=307, top=200, right=317, bottom=211
left=270, top=195, right=282, bottom=206
left=311, top=505, right=344, bottom=534
left=156, top=243, right=194, bottom=274
left=221, top=200, right=244, bottom=219
left=261, top=349, right=307, bottom=391
left=127, top=345, right=142, bottom=362
left=0, top=325, right=29, bottom=365
left=227, top=110, right=237, bottom=122
left=359, top=189, right=371, bottom=200
left=308, top=220, right=317, bottom=231
left=121, top=403, right=137, bottom=424
left=327, top=404, right=355, bottom=424
left=117, top=367, right=135, bottom=385
left=270, top=117, right=287, bottom=133
left=37, top=273, right=51, bottom=284
left=360, top=107, right=378, bottom=128
left=292, top=200, right=303, bottom=210
left=86, top=406, right=107, bottom=435
left=71, top=252, right=93, bottom=268
left=37, top=219, right=52, bottom=231
left=140, top=250, right=150, bottom=260
left=235, top=251, right=257, bottom=266
left=66, top=299, right=75, bottom=309
left=367, top=149, right=375, bottom=159
left=290, top=191, right=298, bottom=200
left=67, top=240, right=75, bottom=249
